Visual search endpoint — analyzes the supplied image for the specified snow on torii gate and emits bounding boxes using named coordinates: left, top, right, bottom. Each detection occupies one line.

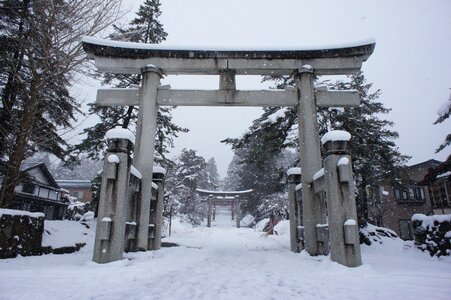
left=196, top=188, right=253, bottom=228
left=82, top=37, right=375, bottom=267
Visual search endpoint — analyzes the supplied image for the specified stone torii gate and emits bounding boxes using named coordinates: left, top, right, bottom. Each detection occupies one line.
left=196, top=188, right=253, bottom=228
left=82, top=37, right=375, bottom=267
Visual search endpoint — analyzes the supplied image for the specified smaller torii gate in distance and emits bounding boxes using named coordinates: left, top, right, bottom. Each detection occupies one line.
left=196, top=188, right=253, bottom=228
left=82, top=36, right=375, bottom=267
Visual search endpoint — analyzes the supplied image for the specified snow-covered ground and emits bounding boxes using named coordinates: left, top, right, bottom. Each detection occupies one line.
left=1, top=210, right=450, bottom=300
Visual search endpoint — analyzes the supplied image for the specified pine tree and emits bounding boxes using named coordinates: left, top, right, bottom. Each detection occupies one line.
left=223, top=72, right=408, bottom=220
left=323, top=73, right=409, bottom=219
left=223, top=140, right=296, bottom=218
left=421, top=92, right=451, bottom=183
left=164, top=148, right=209, bottom=224
left=205, top=157, right=220, bottom=190
left=75, top=0, right=188, bottom=165
left=0, top=0, right=122, bottom=207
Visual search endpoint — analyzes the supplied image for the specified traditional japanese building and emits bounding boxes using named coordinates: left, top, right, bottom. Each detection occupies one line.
left=9, top=162, right=68, bottom=220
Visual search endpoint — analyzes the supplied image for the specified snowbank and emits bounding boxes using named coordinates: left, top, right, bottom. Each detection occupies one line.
left=359, top=222, right=399, bottom=246
left=42, top=220, right=96, bottom=249
left=1, top=214, right=450, bottom=300
left=239, top=214, right=255, bottom=227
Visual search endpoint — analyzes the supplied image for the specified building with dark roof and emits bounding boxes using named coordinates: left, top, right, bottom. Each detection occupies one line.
left=8, top=163, right=68, bottom=220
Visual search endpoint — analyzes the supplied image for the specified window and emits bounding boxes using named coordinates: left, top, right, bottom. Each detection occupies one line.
left=399, top=220, right=413, bottom=240
left=22, top=183, right=35, bottom=194
left=38, top=187, right=49, bottom=198
left=395, top=186, right=425, bottom=202
left=419, top=188, right=425, bottom=200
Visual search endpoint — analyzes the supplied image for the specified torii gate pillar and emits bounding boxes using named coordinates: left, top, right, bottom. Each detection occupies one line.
left=295, top=66, right=327, bottom=256
left=134, top=65, right=162, bottom=251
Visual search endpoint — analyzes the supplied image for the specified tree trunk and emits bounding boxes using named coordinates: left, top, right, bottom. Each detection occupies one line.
left=0, top=80, right=39, bottom=208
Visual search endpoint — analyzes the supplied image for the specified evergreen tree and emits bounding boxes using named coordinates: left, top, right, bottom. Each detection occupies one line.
left=164, top=148, right=209, bottom=224
left=75, top=0, right=188, bottom=165
left=223, top=72, right=408, bottom=220
left=421, top=92, right=451, bottom=183
left=223, top=142, right=297, bottom=218
left=205, top=157, right=220, bottom=190
left=323, top=73, right=409, bottom=219
left=0, top=0, right=122, bottom=207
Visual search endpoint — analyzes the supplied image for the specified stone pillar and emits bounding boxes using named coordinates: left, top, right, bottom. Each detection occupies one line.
left=207, top=195, right=213, bottom=228
left=235, top=195, right=240, bottom=228
left=134, top=65, right=162, bottom=251
left=231, top=199, right=235, bottom=220
left=93, top=132, right=133, bottom=263
left=294, top=65, right=327, bottom=256
left=150, top=166, right=166, bottom=250
left=322, top=130, right=362, bottom=267
left=287, top=167, right=302, bottom=252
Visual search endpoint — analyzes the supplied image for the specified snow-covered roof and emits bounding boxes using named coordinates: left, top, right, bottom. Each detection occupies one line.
left=196, top=189, right=253, bottom=196
left=82, top=36, right=376, bottom=60
left=56, top=180, right=92, bottom=188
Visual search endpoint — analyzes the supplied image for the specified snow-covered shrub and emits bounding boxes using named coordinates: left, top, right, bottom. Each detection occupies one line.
left=359, top=219, right=398, bottom=245
left=81, top=211, right=95, bottom=221
left=256, top=192, right=288, bottom=220
left=411, top=213, right=451, bottom=257
left=65, top=195, right=96, bottom=220
left=255, top=218, right=269, bottom=232
left=240, top=214, right=255, bottom=227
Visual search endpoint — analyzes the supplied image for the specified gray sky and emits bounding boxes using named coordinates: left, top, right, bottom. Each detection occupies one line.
left=81, top=0, right=450, bottom=178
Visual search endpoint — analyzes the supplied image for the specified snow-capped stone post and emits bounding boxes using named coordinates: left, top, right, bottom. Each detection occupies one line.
left=294, top=65, right=327, bottom=256
left=93, top=127, right=134, bottom=264
left=321, top=130, right=362, bottom=267
left=235, top=195, right=241, bottom=228
left=150, top=166, right=166, bottom=250
left=207, top=195, right=213, bottom=228
left=134, top=65, right=162, bottom=251
left=287, top=167, right=302, bottom=252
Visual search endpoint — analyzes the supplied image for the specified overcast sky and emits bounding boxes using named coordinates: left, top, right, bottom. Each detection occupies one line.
left=81, top=0, right=450, bottom=178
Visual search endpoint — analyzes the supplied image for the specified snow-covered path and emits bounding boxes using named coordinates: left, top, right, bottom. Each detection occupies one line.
left=0, top=216, right=450, bottom=300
